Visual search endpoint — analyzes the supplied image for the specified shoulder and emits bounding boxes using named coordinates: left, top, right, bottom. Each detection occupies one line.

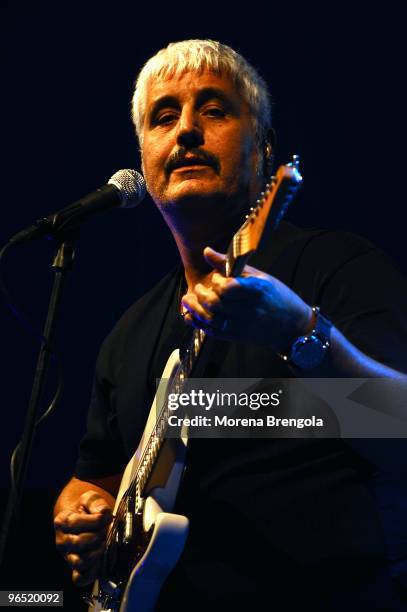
left=255, top=221, right=382, bottom=287
left=273, top=222, right=377, bottom=268
left=259, top=221, right=406, bottom=307
left=289, top=226, right=378, bottom=287
left=288, top=226, right=404, bottom=291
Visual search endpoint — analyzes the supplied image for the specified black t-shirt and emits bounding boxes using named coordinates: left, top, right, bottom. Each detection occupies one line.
left=74, top=222, right=407, bottom=605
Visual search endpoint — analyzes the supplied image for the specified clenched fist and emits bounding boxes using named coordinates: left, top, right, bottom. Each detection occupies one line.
left=54, top=489, right=113, bottom=586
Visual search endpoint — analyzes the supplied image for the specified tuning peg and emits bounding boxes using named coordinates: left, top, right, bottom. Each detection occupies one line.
left=292, top=154, right=300, bottom=169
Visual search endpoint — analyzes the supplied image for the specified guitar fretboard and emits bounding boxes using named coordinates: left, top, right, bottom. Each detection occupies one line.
left=135, top=327, right=206, bottom=496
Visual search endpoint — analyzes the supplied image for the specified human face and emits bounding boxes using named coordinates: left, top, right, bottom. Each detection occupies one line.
left=140, top=70, right=262, bottom=213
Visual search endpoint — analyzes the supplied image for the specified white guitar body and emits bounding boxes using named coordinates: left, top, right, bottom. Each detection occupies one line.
left=90, top=349, right=190, bottom=612
left=118, top=511, right=188, bottom=612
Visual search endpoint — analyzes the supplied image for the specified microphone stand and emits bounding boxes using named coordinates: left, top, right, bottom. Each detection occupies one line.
left=0, top=230, right=78, bottom=570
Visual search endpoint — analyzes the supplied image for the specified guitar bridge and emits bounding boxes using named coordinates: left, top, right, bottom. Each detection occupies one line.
left=84, top=580, right=123, bottom=611
left=83, top=593, right=114, bottom=611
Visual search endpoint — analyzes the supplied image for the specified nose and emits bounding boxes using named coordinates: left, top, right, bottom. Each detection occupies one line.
left=176, top=108, right=204, bottom=149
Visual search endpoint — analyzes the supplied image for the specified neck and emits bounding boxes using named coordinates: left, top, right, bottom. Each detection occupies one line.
left=174, top=232, right=227, bottom=290
left=163, top=195, right=247, bottom=289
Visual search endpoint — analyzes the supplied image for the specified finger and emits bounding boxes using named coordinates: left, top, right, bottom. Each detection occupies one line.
left=65, top=547, right=104, bottom=572
left=211, top=273, right=237, bottom=292
left=54, top=509, right=110, bottom=531
left=181, top=293, right=213, bottom=324
left=72, top=567, right=99, bottom=587
left=182, top=300, right=228, bottom=332
left=203, top=246, right=226, bottom=272
left=204, top=248, right=269, bottom=280
left=56, top=531, right=104, bottom=554
left=54, top=510, right=112, bottom=534
left=78, top=491, right=113, bottom=516
left=193, top=284, right=224, bottom=313
left=210, top=275, right=244, bottom=300
left=240, top=263, right=270, bottom=280
left=211, top=276, right=270, bottom=307
left=189, top=315, right=234, bottom=339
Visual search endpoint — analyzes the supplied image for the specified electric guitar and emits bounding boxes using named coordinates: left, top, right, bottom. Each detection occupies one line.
left=88, top=156, right=303, bottom=611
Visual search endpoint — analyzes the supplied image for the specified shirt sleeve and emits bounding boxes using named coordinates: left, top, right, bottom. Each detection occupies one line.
left=316, top=243, right=407, bottom=372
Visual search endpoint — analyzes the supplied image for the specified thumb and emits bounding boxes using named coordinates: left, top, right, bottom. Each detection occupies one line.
left=203, top=246, right=226, bottom=272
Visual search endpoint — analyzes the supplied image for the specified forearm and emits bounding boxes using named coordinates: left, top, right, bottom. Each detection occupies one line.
left=294, top=324, right=407, bottom=379
left=184, top=248, right=407, bottom=380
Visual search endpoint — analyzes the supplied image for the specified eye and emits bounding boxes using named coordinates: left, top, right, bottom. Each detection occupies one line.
left=155, top=112, right=178, bottom=125
left=203, top=106, right=226, bottom=118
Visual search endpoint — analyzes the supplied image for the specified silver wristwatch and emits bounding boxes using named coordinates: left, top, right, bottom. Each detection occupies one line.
left=280, top=307, right=332, bottom=369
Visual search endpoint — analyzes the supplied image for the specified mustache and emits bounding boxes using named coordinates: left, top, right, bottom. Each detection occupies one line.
left=164, top=148, right=220, bottom=175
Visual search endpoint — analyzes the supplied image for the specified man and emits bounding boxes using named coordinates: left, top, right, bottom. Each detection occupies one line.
left=54, top=40, right=407, bottom=610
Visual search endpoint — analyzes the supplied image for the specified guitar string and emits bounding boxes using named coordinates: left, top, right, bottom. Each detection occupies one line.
left=104, top=327, right=204, bottom=550
left=104, top=326, right=205, bottom=552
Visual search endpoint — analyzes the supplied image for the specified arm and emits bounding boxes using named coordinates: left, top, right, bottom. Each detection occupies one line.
left=54, top=474, right=122, bottom=586
left=181, top=247, right=407, bottom=379
left=302, top=324, right=406, bottom=378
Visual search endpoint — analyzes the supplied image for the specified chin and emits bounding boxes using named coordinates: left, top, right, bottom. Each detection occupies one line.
left=165, top=179, right=226, bottom=204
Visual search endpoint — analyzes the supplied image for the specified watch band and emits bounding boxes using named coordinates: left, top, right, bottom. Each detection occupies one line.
left=279, top=306, right=332, bottom=368
left=310, top=306, right=332, bottom=345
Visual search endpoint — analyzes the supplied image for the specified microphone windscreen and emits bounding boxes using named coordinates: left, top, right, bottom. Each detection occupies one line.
left=108, top=169, right=146, bottom=208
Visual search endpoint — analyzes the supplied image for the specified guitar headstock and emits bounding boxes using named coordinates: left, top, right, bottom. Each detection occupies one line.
left=225, top=155, right=303, bottom=277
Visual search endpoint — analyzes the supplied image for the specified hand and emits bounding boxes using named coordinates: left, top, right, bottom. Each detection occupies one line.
left=54, top=491, right=113, bottom=586
left=181, top=247, right=313, bottom=352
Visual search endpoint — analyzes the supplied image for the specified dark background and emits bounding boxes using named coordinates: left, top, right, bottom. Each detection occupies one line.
left=1, top=1, right=406, bottom=608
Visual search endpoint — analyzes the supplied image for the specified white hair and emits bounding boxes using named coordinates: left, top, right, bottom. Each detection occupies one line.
left=131, top=39, right=272, bottom=148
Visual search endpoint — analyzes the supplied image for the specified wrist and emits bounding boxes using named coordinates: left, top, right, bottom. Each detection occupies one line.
left=278, top=303, right=314, bottom=354
left=297, top=303, right=316, bottom=339
left=278, top=306, right=332, bottom=370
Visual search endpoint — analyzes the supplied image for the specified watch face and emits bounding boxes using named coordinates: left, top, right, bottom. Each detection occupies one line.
left=291, top=335, right=326, bottom=369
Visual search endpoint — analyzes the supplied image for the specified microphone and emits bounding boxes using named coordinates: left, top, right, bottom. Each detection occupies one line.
left=9, top=169, right=146, bottom=245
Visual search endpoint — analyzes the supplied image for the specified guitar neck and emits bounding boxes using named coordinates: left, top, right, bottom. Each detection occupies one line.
left=135, top=156, right=302, bottom=493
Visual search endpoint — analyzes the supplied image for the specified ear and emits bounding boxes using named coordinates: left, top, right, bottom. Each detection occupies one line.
left=262, top=128, right=276, bottom=177
left=264, top=141, right=273, bottom=160
left=140, top=150, right=145, bottom=177
left=267, top=127, right=277, bottom=151
left=263, top=128, right=276, bottom=179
